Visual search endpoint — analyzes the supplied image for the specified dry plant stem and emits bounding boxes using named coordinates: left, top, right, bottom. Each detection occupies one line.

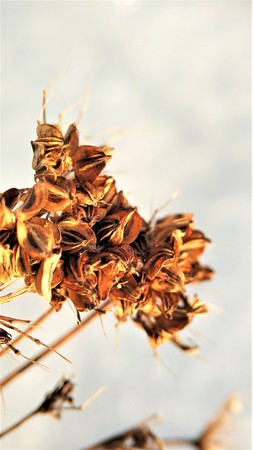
left=0, top=306, right=55, bottom=357
left=85, top=437, right=198, bottom=450
left=0, top=299, right=113, bottom=389
left=163, top=438, right=199, bottom=448
left=0, top=408, right=38, bottom=438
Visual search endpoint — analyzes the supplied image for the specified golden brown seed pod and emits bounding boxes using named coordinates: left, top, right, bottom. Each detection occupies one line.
left=16, top=218, right=57, bottom=260
left=134, top=294, right=207, bottom=349
left=10, top=244, right=31, bottom=278
left=0, top=187, right=22, bottom=210
left=34, top=251, right=62, bottom=302
left=36, top=123, right=63, bottom=141
left=154, top=213, right=194, bottom=234
left=67, top=289, right=98, bottom=312
left=180, top=229, right=211, bottom=260
left=51, top=260, right=64, bottom=288
left=72, top=145, right=111, bottom=182
left=144, top=247, right=177, bottom=280
left=63, top=123, right=79, bottom=157
left=40, top=179, right=73, bottom=212
left=0, top=244, right=13, bottom=283
left=16, top=183, right=48, bottom=221
left=74, top=181, right=104, bottom=207
left=0, top=199, right=16, bottom=230
left=95, top=176, right=117, bottom=205
left=31, top=141, right=45, bottom=172
left=97, top=261, right=118, bottom=300
left=57, top=216, right=96, bottom=253
left=108, top=208, right=143, bottom=245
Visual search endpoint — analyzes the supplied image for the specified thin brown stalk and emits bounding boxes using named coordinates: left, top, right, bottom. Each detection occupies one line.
left=0, top=306, right=55, bottom=357
left=85, top=436, right=198, bottom=450
left=0, top=299, right=113, bottom=389
left=163, top=438, right=199, bottom=448
left=0, top=409, right=37, bottom=438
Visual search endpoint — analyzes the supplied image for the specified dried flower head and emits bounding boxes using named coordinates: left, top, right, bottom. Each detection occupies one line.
left=0, top=109, right=213, bottom=351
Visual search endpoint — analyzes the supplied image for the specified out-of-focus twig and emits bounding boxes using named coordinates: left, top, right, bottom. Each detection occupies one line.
left=0, top=377, right=105, bottom=439
left=84, top=396, right=243, bottom=450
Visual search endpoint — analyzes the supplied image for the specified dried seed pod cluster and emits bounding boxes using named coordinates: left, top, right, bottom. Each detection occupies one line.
left=0, top=119, right=213, bottom=349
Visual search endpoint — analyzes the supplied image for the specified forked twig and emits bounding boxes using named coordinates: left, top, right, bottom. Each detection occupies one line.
left=0, top=377, right=106, bottom=438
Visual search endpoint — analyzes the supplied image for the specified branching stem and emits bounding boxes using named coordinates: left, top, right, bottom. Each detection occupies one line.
left=0, top=299, right=113, bottom=389
left=0, top=306, right=55, bottom=357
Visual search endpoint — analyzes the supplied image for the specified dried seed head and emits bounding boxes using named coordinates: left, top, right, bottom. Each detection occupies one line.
left=37, top=378, right=74, bottom=419
left=0, top=327, right=12, bottom=344
left=0, top=114, right=214, bottom=349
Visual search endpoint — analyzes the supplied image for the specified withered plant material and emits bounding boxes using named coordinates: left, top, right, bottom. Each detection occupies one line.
left=0, top=314, right=70, bottom=363
left=0, top=115, right=213, bottom=352
left=0, top=306, right=55, bottom=357
left=0, top=377, right=104, bottom=439
left=0, top=298, right=113, bottom=389
left=85, top=397, right=243, bottom=450
left=86, top=424, right=165, bottom=450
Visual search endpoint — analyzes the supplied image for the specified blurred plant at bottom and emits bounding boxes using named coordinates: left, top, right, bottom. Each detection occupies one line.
left=84, top=397, right=244, bottom=450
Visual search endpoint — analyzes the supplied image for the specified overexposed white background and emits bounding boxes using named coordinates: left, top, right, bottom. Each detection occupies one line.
left=1, top=1, right=251, bottom=449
